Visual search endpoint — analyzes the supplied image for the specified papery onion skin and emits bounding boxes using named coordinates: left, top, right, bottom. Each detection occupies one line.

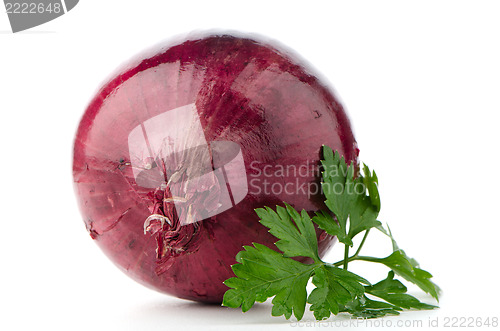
left=73, top=32, right=358, bottom=303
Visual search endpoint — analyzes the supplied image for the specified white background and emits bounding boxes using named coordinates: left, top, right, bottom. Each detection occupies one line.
left=1, top=1, right=499, bottom=330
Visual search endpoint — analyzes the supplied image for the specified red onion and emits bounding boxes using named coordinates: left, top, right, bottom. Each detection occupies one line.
left=73, top=32, right=358, bottom=303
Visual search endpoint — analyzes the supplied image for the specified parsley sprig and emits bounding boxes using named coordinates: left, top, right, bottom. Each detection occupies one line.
left=222, top=145, right=441, bottom=320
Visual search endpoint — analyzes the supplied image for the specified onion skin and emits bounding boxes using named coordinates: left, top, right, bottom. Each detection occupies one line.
left=73, top=33, right=358, bottom=303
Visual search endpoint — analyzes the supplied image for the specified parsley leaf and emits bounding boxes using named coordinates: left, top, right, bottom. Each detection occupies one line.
left=312, top=210, right=353, bottom=246
left=348, top=194, right=381, bottom=240
left=342, top=295, right=402, bottom=318
left=372, top=224, right=442, bottom=300
left=366, top=271, right=438, bottom=310
left=362, top=163, right=381, bottom=212
left=309, top=265, right=369, bottom=319
left=222, top=243, right=315, bottom=319
left=223, top=205, right=368, bottom=320
left=222, top=145, right=440, bottom=321
left=314, top=146, right=382, bottom=247
left=343, top=271, right=437, bottom=318
left=358, top=250, right=441, bottom=300
left=256, top=203, right=320, bottom=261
left=319, top=146, right=358, bottom=240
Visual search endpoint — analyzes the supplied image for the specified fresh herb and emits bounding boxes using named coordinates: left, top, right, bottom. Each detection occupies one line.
left=222, top=145, right=440, bottom=320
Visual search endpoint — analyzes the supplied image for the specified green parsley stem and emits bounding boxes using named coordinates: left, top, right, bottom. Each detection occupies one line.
left=354, top=256, right=382, bottom=263
left=343, top=244, right=349, bottom=270
left=333, top=255, right=382, bottom=267
left=334, top=229, right=371, bottom=268
left=353, top=229, right=370, bottom=257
